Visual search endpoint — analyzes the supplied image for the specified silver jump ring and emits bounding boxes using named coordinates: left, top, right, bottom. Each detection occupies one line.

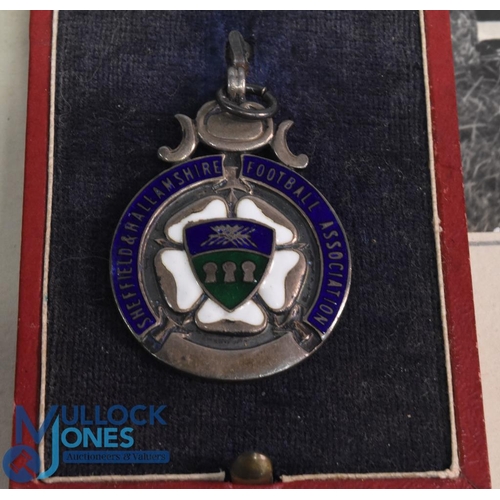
left=216, top=83, right=278, bottom=119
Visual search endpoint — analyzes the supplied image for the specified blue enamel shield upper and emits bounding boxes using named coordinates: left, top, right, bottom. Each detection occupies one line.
left=184, top=219, right=274, bottom=257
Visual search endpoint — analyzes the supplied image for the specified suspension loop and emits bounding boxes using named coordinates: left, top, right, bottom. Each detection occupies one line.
left=227, top=66, right=246, bottom=103
left=226, top=31, right=250, bottom=103
left=221, top=31, right=279, bottom=119
left=227, top=31, right=251, bottom=73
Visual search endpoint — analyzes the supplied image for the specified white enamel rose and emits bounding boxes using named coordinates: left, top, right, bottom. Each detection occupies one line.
left=155, top=196, right=306, bottom=333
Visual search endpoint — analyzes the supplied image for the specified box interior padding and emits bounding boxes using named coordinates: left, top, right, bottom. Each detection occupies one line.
left=42, top=11, right=452, bottom=480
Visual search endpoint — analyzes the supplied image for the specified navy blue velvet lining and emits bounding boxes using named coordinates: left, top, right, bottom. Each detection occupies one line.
left=45, top=11, right=451, bottom=477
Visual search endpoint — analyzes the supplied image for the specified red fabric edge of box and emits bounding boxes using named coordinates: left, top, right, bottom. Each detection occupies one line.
left=424, top=10, right=490, bottom=489
left=10, top=10, right=490, bottom=489
left=10, top=8, right=51, bottom=479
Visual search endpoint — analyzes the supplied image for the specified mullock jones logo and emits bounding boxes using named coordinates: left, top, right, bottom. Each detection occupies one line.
left=3, top=405, right=169, bottom=483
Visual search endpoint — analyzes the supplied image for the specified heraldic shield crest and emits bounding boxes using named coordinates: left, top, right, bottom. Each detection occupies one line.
left=184, top=220, right=275, bottom=312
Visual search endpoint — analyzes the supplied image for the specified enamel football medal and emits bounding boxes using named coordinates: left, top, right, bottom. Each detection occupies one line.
left=111, top=32, right=351, bottom=380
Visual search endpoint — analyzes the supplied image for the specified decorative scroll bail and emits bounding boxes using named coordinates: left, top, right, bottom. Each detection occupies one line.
left=158, top=30, right=308, bottom=169
left=158, top=114, right=198, bottom=163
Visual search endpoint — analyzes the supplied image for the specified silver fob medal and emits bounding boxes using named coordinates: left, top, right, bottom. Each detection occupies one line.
left=111, top=32, right=351, bottom=380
